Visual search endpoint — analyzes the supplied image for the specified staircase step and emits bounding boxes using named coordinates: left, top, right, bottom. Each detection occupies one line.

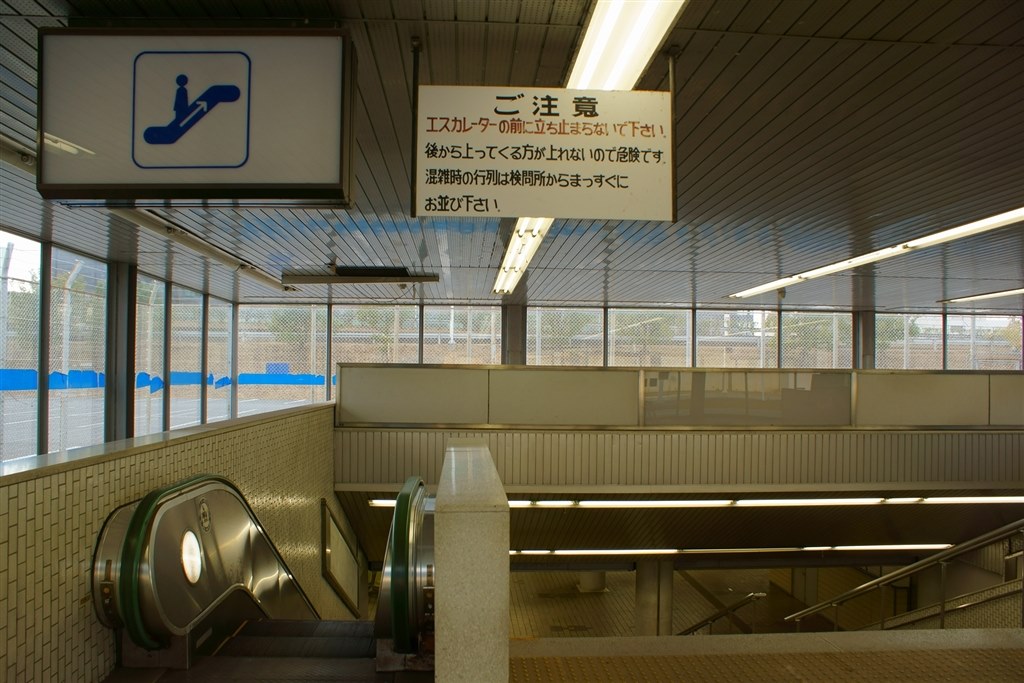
left=239, top=619, right=375, bottom=639
left=218, top=635, right=375, bottom=659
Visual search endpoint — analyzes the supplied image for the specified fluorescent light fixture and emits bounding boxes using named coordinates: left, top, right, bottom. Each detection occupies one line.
left=730, top=206, right=1024, bottom=298
left=494, top=0, right=686, bottom=295
left=680, top=547, right=803, bottom=554
left=922, top=496, right=1024, bottom=505
left=576, top=499, right=734, bottom=508
left=552, top=548, right=680, bottom=556
left=375, top=495, right=1024, bottom=509
left=567, top=0, right=688, bottom=90
left=43, top=133, right=95, bottom=156
left=510, top=550, right=554, bottom=555
left=940, top=287, right=1024, bottom=304
left=734, top=498, right=884, bottom=507
left=833, top=544, right=952, bottom=551
left=802, top=546, right=833, bottom=551
left=493, top=217, right=553, bottom=294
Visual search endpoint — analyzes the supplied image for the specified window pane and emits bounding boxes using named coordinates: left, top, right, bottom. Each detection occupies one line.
left=608, top=308, right=690, bottom=367
left=207, top=297, right=233, bottom=422
left=946, top=315, right=1023, bottom=370
left=135, top=275, right=165, bottom=436
left=695, top=310, right=778, bottom=368
left=781, top=312, right=852, bottom=369
left=1, top=233, right=40, bottom=459
left=332, top=305, right=420, bottom=366
left=49, top=248, right=106, bottom=452
left=527, top=307, right=603, bottom=366
left=875, top=314, right=942, bottom=370
left=238, top=305, right=328, bottom=416
left=170, top=286, right=202, bottom=429
left=422, top=306, right=501, bottom=364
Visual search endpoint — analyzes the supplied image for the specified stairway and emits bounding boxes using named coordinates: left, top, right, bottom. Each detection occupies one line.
left=105, top=620, right=432, bottom=682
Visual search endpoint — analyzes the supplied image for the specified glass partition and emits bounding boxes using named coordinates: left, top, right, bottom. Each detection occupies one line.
left=643, top=369, right=851, bottom=426
left=946, top=314, right=1023, bottom=370
left=875, top=313, right=942, bottom=370
left=206, top=297, right=233, bottom=422
left=781, top=312, right=852, bottom=369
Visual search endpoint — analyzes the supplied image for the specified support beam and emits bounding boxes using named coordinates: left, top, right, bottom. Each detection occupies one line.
left=636, top=559, right=674, bottom=635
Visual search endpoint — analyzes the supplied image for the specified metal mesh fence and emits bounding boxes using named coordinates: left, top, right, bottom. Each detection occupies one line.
left=695, top=310, right=778, bottom=368
left=422, top=305, right=501, bottom=365
left=170, top=286, right=202, bottom=429
left=781, top=312, right=852, bottom=369
left=207, top=297, right=233, bottom=422
left=946, top=314, right=1023, bottom=370
left=608, top=308, right=689, bottom=367
left=1, top=234, right=40, bottom=460
left=527, top=307, right=604, bottom=366
left=135, top=275, right=165, bottom=436
left=48, top=248, right=106, bottom=453
left=237, top=304, right=328, bottom=415
left=332, top=305, right=420, bottom=366
left=875, top=313, right=943, bottom=369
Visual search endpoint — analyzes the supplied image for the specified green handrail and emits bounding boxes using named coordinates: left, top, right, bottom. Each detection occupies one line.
left=390, top=476, right=424, bottom=653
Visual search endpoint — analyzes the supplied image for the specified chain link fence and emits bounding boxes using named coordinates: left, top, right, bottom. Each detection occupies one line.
left=422, top=305, right=501, bottom=365
left=875, top=313, right=943, bottom=369
left=237, top=304, right=328, bottom=415
left=170, top=286, right=202, bottom=428
left=1, top=234, right=40, bottom=460
left=695, top=310, right=778, bottom=368
left=332, top=305, right=419, bottom=372
left=48, top=248, right=106, bottom=453
left=608, top=308, right=690, bottom=367
left=946, top=314, right=1023, bottom=370
left=207, top=297, right=233, bottom=422
left=780, top=312, right=853, bottom=369
left=135, top=275, right=166, bottom=436
left=527, top=307, right=604, bottom=366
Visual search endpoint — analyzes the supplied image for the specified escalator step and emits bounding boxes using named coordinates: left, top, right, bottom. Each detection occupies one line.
left=219, top=635, right=375, bottom=659
left=156, top=656, right=390, bottom=681
left=239, top=620, right=375, bottom=639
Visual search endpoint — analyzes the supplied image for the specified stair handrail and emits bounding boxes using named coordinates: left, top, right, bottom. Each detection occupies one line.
left=784, top=516, right=1024, bottom=628
left=676, top=591, right=766, bottom=635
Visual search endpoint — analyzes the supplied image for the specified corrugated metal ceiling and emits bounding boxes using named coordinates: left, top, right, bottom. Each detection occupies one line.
left=1, top=0, right=1022, bottom=312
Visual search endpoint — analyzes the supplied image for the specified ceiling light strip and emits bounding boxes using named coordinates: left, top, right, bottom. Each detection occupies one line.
left=509, top=543, right=952, bottom=556
left=940, top=287, right=1024, bottom=304
left=730, top=205, right=1024, bottom=299
left=494, top=0, right=687, bottom=295
left=371, top=495, right=1024, bottom=509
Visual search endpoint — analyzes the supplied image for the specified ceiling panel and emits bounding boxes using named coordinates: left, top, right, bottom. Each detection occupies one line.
left=0, top=0, right=1021, bottom=312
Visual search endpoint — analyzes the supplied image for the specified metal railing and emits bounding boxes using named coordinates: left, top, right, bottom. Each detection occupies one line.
left=785, top=517, right=1024, bottom=631
left=677, top=592, right=766, bottom=635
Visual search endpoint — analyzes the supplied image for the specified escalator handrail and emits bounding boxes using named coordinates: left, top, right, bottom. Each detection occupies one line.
left=390, top=476, right=424, bottom=652
left=117, top=474, right=319, bottom=649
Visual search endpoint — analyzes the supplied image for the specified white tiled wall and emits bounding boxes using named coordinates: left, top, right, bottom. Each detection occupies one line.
left=0, top=404, right=352, bottom=683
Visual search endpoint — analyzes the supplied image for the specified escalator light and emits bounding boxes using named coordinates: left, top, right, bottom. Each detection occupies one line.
left=181, top=530, right=203, bottom=584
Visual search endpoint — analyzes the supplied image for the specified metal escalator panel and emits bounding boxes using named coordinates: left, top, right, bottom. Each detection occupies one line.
left=92, top=474, right=318, bottom=650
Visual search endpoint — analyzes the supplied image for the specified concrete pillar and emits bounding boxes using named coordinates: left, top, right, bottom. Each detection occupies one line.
left=577, top=571, right=607, bottom=593
left=635, top=560, right=674, bottom=635
left=501, top=304, right=527, bottom=365
left=435, top=439, right=509, bottom=683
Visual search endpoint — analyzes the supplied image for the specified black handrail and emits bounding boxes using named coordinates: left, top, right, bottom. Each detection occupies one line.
left=676, top=592, right=766, bottom=635
left=785, top=516, right=1024, bottom=624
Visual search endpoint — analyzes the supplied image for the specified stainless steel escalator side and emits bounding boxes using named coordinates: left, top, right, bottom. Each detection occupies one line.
left=92, top=474, right=318, bottom=649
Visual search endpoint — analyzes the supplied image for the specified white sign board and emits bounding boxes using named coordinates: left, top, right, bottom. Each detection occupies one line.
left=416, top=85, right=673, bottom=221
left=38, top=30, right=354, bottom=202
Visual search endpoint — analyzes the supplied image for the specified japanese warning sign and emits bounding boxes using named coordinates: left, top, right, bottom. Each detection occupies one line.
left=416, top=85, right=673, bottom=221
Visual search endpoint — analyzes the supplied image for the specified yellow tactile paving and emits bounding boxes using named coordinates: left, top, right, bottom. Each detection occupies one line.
left=510, top=649, right=1024, bottom=682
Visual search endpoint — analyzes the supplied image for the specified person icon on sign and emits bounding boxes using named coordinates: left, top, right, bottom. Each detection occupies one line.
left=173, top=74, right=190, bottom=122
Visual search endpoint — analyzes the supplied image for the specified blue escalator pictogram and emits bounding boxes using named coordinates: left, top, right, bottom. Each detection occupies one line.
left=143, top=74, right=241, bottom=145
